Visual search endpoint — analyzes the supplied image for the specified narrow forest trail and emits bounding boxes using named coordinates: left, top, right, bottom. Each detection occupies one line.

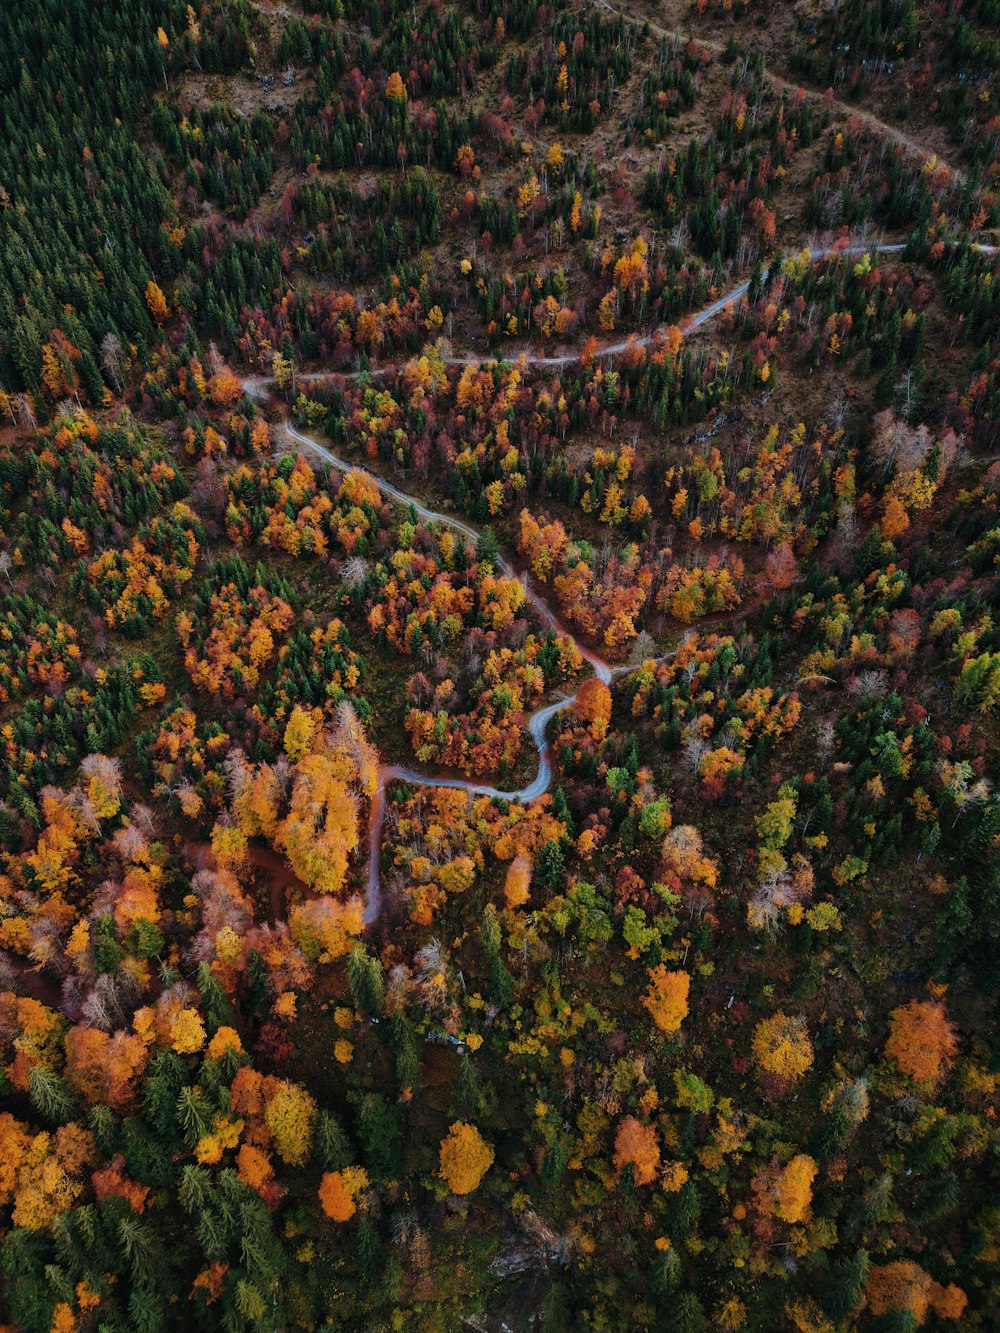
left=257, top=0, right=972, bottom=185
left=247, top=239, right=996, bottom=923
left=595, top=0, right=971, bottom=187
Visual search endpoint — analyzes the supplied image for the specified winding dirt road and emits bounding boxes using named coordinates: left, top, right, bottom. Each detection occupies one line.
left=243, top=244, right=914, bottom=401
left=274, top=416, right=629, bottom=922
left=246, top=239, right=996, bottom=922
left=596, top=0, right=971, bottom=186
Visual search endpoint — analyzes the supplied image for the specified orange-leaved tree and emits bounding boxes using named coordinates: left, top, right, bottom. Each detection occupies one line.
left=145, top=280, right=169, bottom=324
left=884, top=999, right=957, bottom=1086
left=613, top=1115, right=660, bottom=1186
left=574, top=677, right=612, bottom=741
left=504, top=855, right=533, bottom=909
left=866, top=1260, right=967, bottom=1325
left=385, top=71, right=407, bottom=102
left=319, top=1166, right=370, bottom=1222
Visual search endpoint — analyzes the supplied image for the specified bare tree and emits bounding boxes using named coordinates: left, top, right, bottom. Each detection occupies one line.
left=100, top=332, right=125, bottom=393
left=15, top=394, right=37, bottom=429
left=629, top=629, right=657, bottom=666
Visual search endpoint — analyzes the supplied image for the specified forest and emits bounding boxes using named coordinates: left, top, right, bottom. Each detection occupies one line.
left=0, top=0, right=999, bottom=1329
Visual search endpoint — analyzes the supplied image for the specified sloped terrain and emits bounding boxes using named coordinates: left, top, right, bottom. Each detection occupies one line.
left=0, top=1, right=999, bottom=1330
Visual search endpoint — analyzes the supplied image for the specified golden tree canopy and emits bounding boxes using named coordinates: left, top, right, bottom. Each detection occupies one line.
left=752, top=1011, right=814, bottom=1083
left=775, top=1153, right=817, bottom=1223
left=439, top=1121, right=494, bottom=1195
left=643, top=966, right=690, bottom=1035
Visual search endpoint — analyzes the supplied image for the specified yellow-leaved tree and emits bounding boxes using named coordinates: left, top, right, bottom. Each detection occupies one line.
left=439, top=1121, right=494, bottom=1195
left=775, top=1154, right=817, bottom=1223
left=283, top=705, right=317, bottom=761
left=169, top=1007, right=206, bottom=1055
left=643, top=966, right=690, bottom=1035
left=264, top=1080, right=317, bottom=1166
left=752, top=1011, right=813, bottom=1084
left=227, top=705, right=379, bottom=899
